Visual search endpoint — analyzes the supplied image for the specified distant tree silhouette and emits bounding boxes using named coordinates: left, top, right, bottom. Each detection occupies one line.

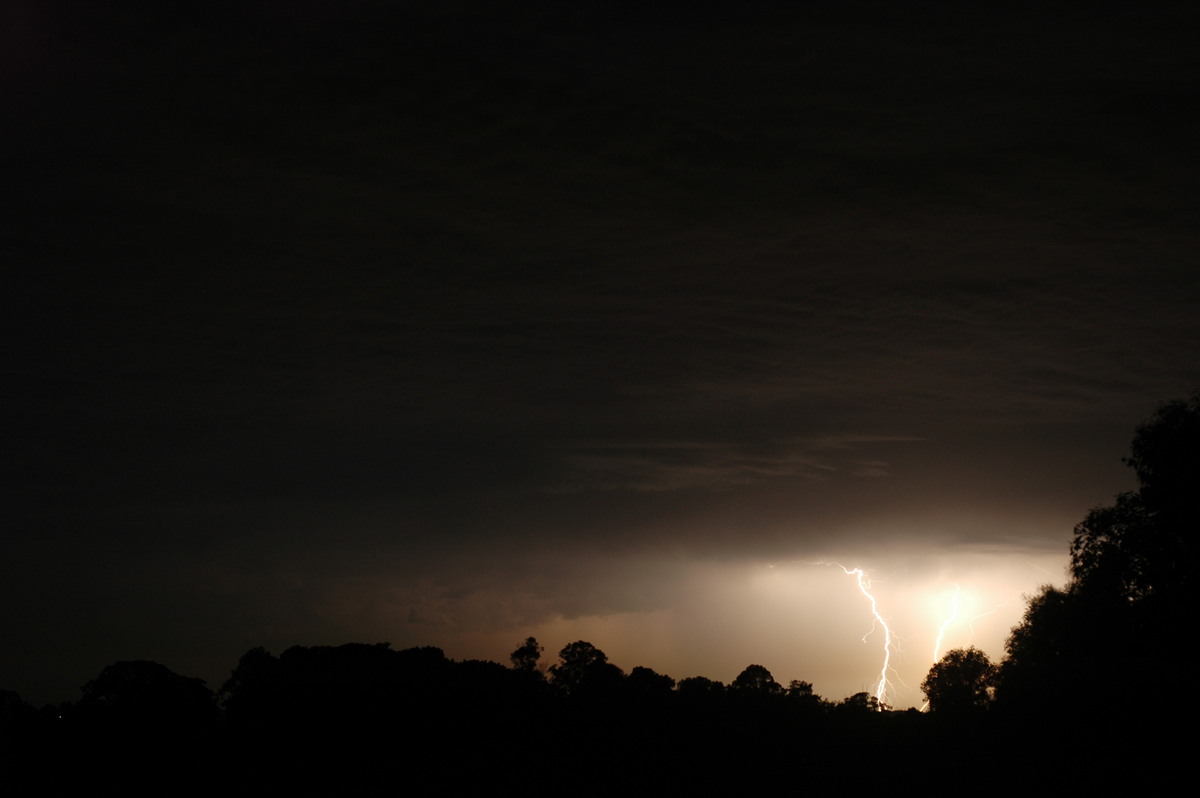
left=786, top=679, right=814, bottom=698
left=676, top=675, right=726, bottom=701
left=219, top=642, right=458, bottom=741
left=72, top=658, right=219, bottom=781
left=626, top=665, right=675, bottom=697
left=785, top=679, right=823, bottom=712
left=921, top=647, right=996, bottom=715
left=836, top=692, right=882, bottom=714
left=549, top=641, right=623, bottom=697
left=218, top=646, right=281, bottom=717
left=509, top=636, right=543, bottom=672
left=730, top=664, right=783, bottom=696
left=78, top=660, right=216, bottom=731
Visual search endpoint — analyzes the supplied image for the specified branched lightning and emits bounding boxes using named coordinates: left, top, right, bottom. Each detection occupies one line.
left=964, top=600, right=1010, bottom=647
left=819, top=562, right=895, bottom=708
left=800, top=561, right=1015, bottom=711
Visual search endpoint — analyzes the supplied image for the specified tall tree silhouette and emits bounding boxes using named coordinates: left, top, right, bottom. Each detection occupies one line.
left=1071, top=394, right=1200, bottom=608
left=997, top=395, right=1200, bottom=722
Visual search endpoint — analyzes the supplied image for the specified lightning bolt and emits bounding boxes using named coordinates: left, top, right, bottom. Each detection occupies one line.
left=931, top=584, right=961, bottom=663
left=821, top=563, right=895, bottom=709
left=964, top=600, right=1010, bottom=647
left=921, top=589, right=1011, bottom=711
left=800, top=561, right=1015, bottom=710
left=921, top=583, right=962, bottom=712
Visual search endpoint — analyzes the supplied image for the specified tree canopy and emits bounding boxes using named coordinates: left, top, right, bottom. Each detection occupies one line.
left=509, top=637, right=543, bottom=673
left=730, top=664, right=783, bottom=696
left=548, top=641, right=624, bottom=696
left=996, top=395, right=1200, bottom=719
left=1068, top=394, right=1199, bottom=606
left=921, top=647, right=996, bottom=715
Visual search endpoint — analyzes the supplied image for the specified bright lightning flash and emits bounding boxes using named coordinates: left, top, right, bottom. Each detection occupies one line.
left=920, top=586, right=1012, bottom=711
left=931, top=584, right=961, bottom=663
left=921, top=584, right=962, bottom=712
left=826, top=563, right=895, bottom=708
left=796, top=559, right=1033, bottom=710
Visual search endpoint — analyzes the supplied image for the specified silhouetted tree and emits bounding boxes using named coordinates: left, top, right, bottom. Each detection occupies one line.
left=786, top=679, right=813, bottom=698
left=626, top=666, right=675, bottom=696
left=1070, top=493, right=1156, bottom=603
left=218, top=646, right=281, bottom=717
left=1070, top=395, right=1200, bottom=609
left=74, top=659, right=219, bottom=773
left=676, top=675, right=726, bottom=701
left=836, top=692, right=882, bottom=714
left=509, top=636, right=543, bottom=672
left=1125, top=394, right=1200, bottom=532
left=994, top=583, right=1112, bottom=716
left=549, top=641, right=623, bottom=697
left=996, top=395, right=1200, bottom=722
left=921, top=647, right=996, bottom=715
left=730, top=664, right=783, bottom=696
left=79, top=660, right=216, bottom=729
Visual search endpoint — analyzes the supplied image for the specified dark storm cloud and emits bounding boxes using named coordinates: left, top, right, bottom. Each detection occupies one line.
left=556, top=435, right=918, bottom=493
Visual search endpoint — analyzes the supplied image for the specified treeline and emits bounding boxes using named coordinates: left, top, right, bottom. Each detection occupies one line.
left=3, top=396, right=1196, bottom=793
left=1, top=640, right=924, bottom=793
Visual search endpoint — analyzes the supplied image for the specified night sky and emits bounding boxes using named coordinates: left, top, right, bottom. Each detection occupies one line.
left=6, top=2, right=1200, bottom=708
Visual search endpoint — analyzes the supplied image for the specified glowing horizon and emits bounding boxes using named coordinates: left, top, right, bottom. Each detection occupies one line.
left=432, top=548, right=1069, bottom=710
